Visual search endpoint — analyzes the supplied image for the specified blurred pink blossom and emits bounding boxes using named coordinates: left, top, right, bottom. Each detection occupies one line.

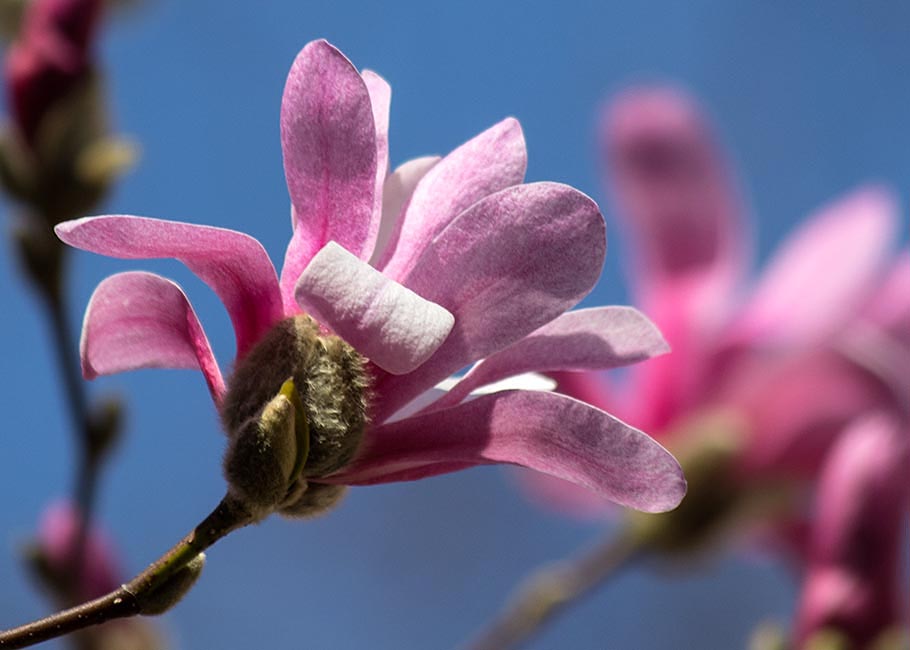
left=5, top=0, right=102, bottom=147
left=37, top=500, right=120, bottom=602
left=36, top=501, right=164, bottom=649
left=534, top=87, right=907, bottom=510
left=525, top=88, right=909, bottom=614
left=794, top=414, right=909, bottom=647
left=55, top=41, right=686, bottom=513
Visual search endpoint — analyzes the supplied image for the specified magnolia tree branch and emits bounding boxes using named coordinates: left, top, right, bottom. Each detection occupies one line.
left=463, top=530, right=642, bottom=650
left=43, top=282, right=103, bottom=581
left=15, top=223, right=122, bottom=589
left=0, top=495, right=254, bottom=649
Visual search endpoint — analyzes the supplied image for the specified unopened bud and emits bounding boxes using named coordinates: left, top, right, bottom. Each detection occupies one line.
left=87, top=394, right=123, bottom=460
left=279, top=483, right=348, bottom=519
left=136, top=553, right=205, bottom=616
left=221, top=314, right=368, bottom=479
left=223, top=381, right=303, bottom=516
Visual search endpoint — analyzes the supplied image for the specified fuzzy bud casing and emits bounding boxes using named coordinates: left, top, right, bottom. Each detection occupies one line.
left=136, top=553, right=205, bottom=616
left=221, top=315, right=369, bottom=518
left=221, top=315, right=368, bottom=478
left=223, top=384, right=302, bottom=515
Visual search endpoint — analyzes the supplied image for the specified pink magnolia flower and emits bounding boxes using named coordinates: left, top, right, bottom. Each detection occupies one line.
left=55, top=40, right=686, bottom=516
left=6, top=0, right=102, bottom=148
left=794, top=414, right=909, bottom=648
left=528, top=87, right=908, bottom=530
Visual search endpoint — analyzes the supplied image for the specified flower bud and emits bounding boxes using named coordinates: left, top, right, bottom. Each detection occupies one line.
left=6, top=0, right=102, bottom=147
left=135, top=553, right=205, bottom=616
left=279, top=483, right=348, bottom=519
left=30, top=500, right=121, bottom=602
left=223, top=381, right=303, bottom=516
left=221, top=315, right=369, bottom=480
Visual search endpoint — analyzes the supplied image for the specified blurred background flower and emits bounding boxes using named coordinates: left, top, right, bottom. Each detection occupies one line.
left=1, top=3, right=909, bottom=649
left=515, top=85, right=908, bottom=647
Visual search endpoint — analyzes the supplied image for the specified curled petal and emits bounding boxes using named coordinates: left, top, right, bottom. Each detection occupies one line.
left=328, top=390, right=686, bottom=513
left=280, top=40, right=378, bottom=304
left=376, top=117, right=527, bottom=280
left=373, top=182, right=606, bottom=420
left=732, top=187, right=897, bottom=346
left=81, top=271, right=225, bottom=403
left=435, top=307, right=667, bottom=409
left=56, top=215, right=281, bottom=359
left=295, top=242, right=454, bottom=375
left=370, top=156, right=440, bottom=265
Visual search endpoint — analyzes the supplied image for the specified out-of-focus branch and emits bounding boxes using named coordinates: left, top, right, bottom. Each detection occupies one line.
left=463, top=530, right=641, bottom=650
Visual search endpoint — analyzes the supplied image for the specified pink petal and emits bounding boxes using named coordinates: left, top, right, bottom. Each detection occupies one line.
left=370, top=156, right=441, bottom=265
left=294, top=242, right=454, bottom=375
left=601, top=88, right=747, bottom=433
left=433, top=307, right=668, bottom=409
left=362, top=69, right=391, bottom=247
left=794, top=415, right=909, bottom=647
left=603, top=86, right=747, bottom=322
left=372, top=182, right=606, bottom=421
left=328, top=390, right=686, bottom=513
left=731, top=187, right=897, bottom=346
left=280, top=40, right=378, bottom=304
left=56, top=215, right=281, bottom=360
left=376, top=117, right=527, bottom=281
left=80, top=271, right=225, bottom=403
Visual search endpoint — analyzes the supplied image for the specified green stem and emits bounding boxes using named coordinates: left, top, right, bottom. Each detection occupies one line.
left=0, top=495, right=253, bottom=649
left=463, top=530, right=642, bottom=650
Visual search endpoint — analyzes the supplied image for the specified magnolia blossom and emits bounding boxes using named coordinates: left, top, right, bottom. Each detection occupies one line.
left=527, top=88, right=909, bottom=560
left=56, top=40, right=685, bottom=518
left=517, top=87, right=910, bottom=642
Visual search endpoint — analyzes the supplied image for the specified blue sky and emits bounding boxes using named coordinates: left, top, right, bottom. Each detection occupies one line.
left=1, top=2, right=908, bottom=648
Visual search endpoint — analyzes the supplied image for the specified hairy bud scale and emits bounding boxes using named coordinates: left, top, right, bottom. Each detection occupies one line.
left=220, top=315, right=369, bottom=517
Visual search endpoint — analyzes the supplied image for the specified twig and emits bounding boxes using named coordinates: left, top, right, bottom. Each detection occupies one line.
left=0, top=494, right=254, bottom=649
